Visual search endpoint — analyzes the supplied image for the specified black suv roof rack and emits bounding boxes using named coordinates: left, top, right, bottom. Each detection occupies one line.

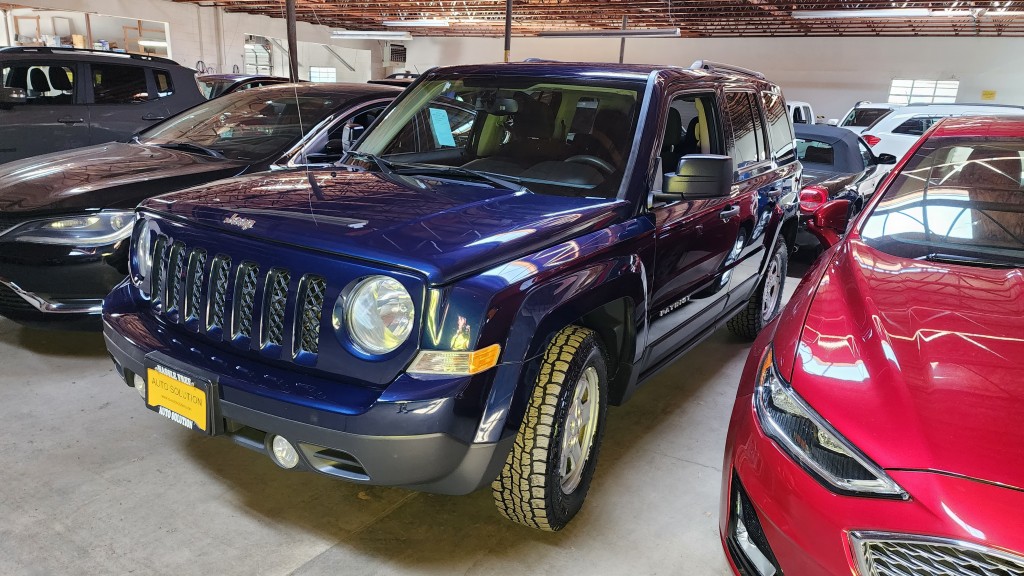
left=689, top=60, right=766, bottom=80
left=0, top=46, right=180, bottom=66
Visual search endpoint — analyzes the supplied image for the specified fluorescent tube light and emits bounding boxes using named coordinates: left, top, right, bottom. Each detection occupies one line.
left=537, top=27, right=681, bottom=38
left=790, top=8, right=988, bottom=18
left=331, top=31, right=413, bottom=41
left=137, top=39, right=168, bottom=47
left=382, top=19, right=450, bottom=27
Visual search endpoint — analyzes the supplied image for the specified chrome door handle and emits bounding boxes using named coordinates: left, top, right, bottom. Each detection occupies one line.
left=719, top=205, right=740, bottom=221
left=57, top=117, right=84, bottom=125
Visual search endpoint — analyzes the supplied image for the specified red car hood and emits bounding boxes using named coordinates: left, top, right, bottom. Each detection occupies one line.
left=787, top=238, right=1024, bottom=489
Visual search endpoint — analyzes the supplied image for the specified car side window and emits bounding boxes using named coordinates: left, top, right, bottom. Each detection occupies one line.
left=153, top=69, right=174, bottom=98
left=761, top=91, right=795, bottom=164
left=296, top=104, right=390, bottom=165
left=796, top=139, right=835, bottom=165
left=726, top=92, right=763, bottom=172
left=792, top=106, right=806, bottom=124
left=91, top=64, right=148, bottom=104
left=2, top=63, right=76, bottom=105
left=892, top=116, right=943, bottom=136
left=858, top=140, right=874, bottom=167
left=655, top=93, right=721, bottom=181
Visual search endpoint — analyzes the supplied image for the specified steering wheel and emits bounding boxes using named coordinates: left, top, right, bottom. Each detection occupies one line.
left=565, top=155, right=615, bottom=175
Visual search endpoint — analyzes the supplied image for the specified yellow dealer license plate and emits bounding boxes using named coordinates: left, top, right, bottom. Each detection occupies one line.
left=147, top=367, right=208, bottom=432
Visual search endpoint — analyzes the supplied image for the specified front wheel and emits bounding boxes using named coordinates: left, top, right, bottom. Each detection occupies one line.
left=727, top=240, right=788, bottom=340
left=492, top=325, right=608, bottom=531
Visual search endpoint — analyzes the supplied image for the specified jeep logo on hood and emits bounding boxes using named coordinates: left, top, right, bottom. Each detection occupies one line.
left=223, top=213, right=256, bottom=230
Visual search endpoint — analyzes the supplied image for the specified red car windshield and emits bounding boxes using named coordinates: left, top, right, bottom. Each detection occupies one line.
left=860, top=136, right=1024, bottom=268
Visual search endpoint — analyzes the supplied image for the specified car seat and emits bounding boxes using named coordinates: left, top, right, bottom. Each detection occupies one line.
left=660, top=108, right=683, bottom=173
left=29, top=68, right=51, bottom=98
left=678, top=116, right=701, bottom=158
left=47, top=67, right=73, bottom=104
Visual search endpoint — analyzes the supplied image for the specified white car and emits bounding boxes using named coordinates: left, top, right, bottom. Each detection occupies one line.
left=829, top=102, right=901, bottom=133
left=787, top=100, right=816, bottom=125
left=860, top=104, right=1024, bottom=161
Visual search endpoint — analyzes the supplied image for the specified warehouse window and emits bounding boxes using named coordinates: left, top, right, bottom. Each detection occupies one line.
left=309, top=67, right=337, bottom=82
left=888, top=79, right=959, bottom=105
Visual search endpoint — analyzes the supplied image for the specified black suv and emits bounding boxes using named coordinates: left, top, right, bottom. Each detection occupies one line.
left=103, top=60, right=800, bottom=531
left=0, top=47, right=204, bottom=164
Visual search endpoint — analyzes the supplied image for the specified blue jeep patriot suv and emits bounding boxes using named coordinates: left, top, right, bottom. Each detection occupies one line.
left=103, top=60, right=800, bottom=531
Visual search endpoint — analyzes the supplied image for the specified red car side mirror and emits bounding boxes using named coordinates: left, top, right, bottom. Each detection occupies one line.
left=806, top=199, right=851, bottom=249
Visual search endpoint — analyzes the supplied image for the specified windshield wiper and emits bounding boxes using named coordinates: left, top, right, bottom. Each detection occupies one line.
left=157, top=142, right=224, bottom=159
left=393, top=163, right=526, bottom=192
left=921, top=253, right=1022, bottom=269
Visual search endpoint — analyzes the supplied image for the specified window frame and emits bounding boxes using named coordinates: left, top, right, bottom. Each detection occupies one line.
left=648, top=88, right=725, bottom=191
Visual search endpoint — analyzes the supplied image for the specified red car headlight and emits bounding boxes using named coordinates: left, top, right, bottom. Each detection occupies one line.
left=754, top=347, right=908, bottom=499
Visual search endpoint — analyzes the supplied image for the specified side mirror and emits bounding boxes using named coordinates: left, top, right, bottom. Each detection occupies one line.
left=342, top=122, right=366, bottom=152
left=806, top=199, right=851, bottom=250
left=826, top=119, right=839, bottom=126
left=659, top=154, right=733, bottom=200
left=0, top=86, right=27, bottom=108
left=876, top=153, right=898, bottom=165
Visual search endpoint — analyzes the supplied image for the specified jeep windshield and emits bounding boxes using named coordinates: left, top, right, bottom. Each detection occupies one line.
left=140, top=90, right=340, bottom=161
left=350, top=75, right=645, bottom=199
left=861, top=137, right=1024, bottom=268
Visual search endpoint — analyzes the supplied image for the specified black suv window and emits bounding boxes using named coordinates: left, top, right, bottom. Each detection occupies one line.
left=91, top=64, right=148, bottom=104
left=1, top=63, right=76, bottom=105
left=892, top=115, right=944, bottom=136
left=154, top=69, right=174, bottom=98
left=761, top=91, right=795, bottom=163
left=658, top=93, right=722, bottom=179
left=726, top=92, right=764, bottom=171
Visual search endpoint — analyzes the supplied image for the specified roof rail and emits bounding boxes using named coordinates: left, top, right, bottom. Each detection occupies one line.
left=522, top=57, right=561, bottom=63
left=0, top=46, right=180, bottom=66
left=689, top=60, right=766, bottom=80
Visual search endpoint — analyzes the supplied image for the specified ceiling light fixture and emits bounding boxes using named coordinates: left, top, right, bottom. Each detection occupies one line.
left=382, top=19, right=450, bottom=27
left=331, top=30, right=414, bottom=41
left=537, top=27, right=681, bottom=38
left=137, top=39, right=168, bottom=47
left=788, top=8, right=1020, bottom=18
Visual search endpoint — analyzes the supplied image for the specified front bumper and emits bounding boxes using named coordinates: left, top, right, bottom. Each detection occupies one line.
left=720, top=390, right=1024, bottom=575
left=0, top=238, right=126, bottom=328
left=103, top=303, right=513, bottom=495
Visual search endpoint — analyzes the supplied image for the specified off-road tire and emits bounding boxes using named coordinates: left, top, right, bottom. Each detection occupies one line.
left=727, top=240, right=788, bottom=340
left=492, top=325, right=608, bottom=531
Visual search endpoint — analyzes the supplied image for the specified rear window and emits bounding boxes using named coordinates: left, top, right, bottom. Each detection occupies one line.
left=154, top=70, right=173, bottom=98
left=891, top=115, right=944, bottom=136
left=91, top=64, right=148, bottom=104
left=762, top=92, right=795, bottom=163
left=861, top=137, right=1024, bottom=267
left=842, top=108, right=894, bottom=127
left=796, top=139, right=834, bottom=165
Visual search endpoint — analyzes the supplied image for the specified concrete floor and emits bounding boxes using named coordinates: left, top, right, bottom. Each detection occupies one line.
left=0, top=272, right=800, bottom=576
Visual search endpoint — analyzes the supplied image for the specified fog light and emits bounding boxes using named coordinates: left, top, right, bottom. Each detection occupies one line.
left=133, top=373, right=146, bottom=399
left=270, top=435, right=300, bottom=469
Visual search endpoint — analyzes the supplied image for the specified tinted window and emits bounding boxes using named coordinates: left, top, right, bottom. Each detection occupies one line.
left=792, top=106, right=807, bottom=124
left=154, top=70, right=173, bottom=98
left=857, top=139, right=874, bottom=167
left=861, top=138, right=1024, bottom=267
left=2, top=64, right=76, bottom=105
left=842, top=108, right=893, bottom=127
left=892, top=115, right=944, bottom=136
left=762, top=92, right=795, bottom=163
left=91, top=64, right=148, bottom=104
left=796, top=139, right=834, bottom=165
left=726, top=92, right=761, bottom=170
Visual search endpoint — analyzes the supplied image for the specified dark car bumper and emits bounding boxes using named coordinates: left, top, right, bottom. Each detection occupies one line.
left=0, top=238, right=127, bottom=328
left=102, top=285, right=513, bottom=495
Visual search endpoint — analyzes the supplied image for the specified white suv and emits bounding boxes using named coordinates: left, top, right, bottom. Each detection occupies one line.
left=829, top=102, right=900, bottom=133
left=860, top=104, right=1024, bottom=161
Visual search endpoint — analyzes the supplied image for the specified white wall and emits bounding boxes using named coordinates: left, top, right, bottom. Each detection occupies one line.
left=3, top=0, right=385, bottom=80
left=403, top=36, right=1024, bottom=120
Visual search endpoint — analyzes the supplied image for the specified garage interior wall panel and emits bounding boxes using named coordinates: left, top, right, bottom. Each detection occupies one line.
left=402, top=36, right=1024, bottom=119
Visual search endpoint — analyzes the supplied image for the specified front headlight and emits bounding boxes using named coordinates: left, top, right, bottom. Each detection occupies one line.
left=334, top=275, right=415, bottom=355
left=754, top=347, right=907, bottom=499
left=0, top=210, right=135, bottom=246
left=131, top=218, right=153, bottom=294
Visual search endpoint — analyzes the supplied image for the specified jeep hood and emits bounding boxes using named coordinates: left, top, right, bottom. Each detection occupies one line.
left=785, top=238, right=1024, bottom=490
left=143, top=169, right=631, bottom=284
left=0, top=142, right=247, bottom=213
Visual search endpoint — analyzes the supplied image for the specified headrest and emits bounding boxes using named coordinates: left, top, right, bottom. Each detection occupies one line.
left=49, top=67, right=73, bottom=91
left=29, top=68, right=50, bottom=92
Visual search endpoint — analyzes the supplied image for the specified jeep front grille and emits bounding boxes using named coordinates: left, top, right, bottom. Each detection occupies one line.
left=851, top=532, right=1024, bottom=576
left=261, top=268, right=290, bottom=348
left=147, top=234, right=328, bottom=363
left=296, top=275, right=326, bottom=355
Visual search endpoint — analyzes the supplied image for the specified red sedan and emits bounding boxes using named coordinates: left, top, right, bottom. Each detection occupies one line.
left=720, top=115, right=1024, bottom=575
